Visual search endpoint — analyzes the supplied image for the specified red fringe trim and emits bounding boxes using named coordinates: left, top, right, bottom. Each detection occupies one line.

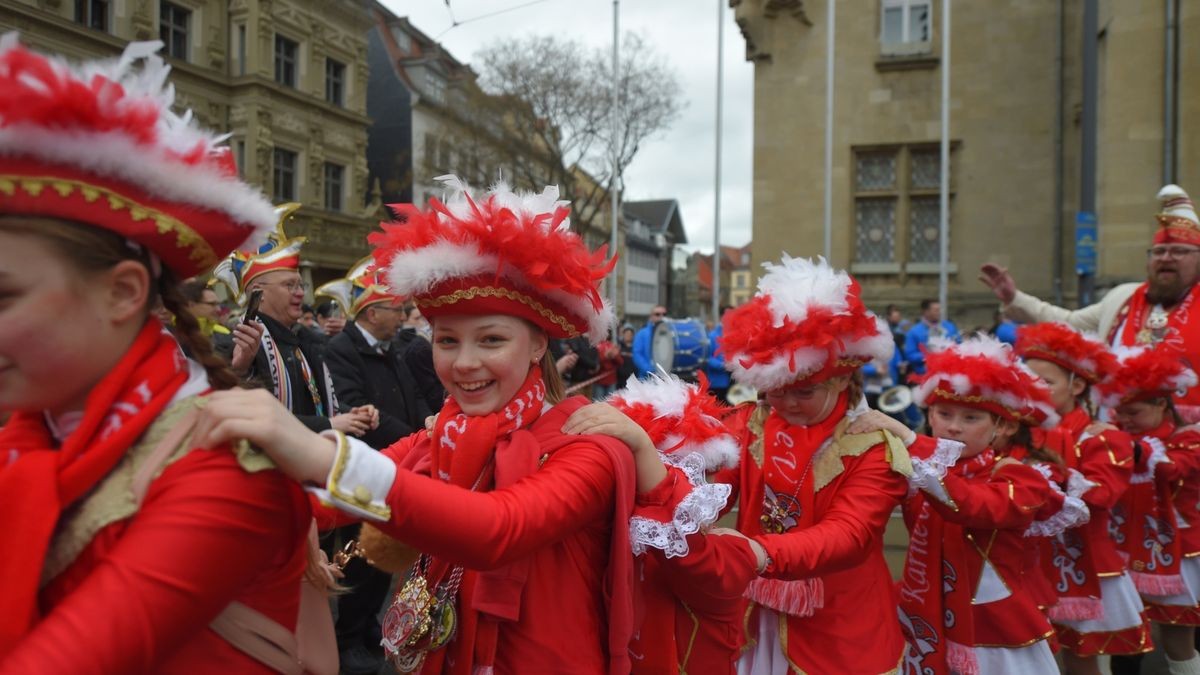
left=1131, top=571, right=1190, bottom=597
left=1047, top=596, right=1105, bottom=622
left=744, top=577, right=824, bottom=618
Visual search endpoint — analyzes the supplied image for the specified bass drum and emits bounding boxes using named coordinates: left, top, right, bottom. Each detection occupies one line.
left=651, top=318, right=710, bottom=378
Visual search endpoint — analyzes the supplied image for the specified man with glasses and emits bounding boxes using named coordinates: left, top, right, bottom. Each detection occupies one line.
left=980, top=184, right=1200, bottom=419
left=632, top=305, right=668, bottom=380
left=213, top=207, right=375, bottom=436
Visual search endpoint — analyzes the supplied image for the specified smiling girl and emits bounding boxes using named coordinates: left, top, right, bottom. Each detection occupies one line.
left=192, top=177, right=638, bottom=674
left=0, top=38, right=315, bottom=673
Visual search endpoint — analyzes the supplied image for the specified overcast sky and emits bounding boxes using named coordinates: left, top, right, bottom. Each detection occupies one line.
left=379, top=0, right=755, bottom=252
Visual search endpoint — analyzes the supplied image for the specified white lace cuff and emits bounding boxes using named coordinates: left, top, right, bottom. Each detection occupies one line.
left=629, top=451, right=731, bottom=559
left=1025, top=465, right=1091, bottom=537
left=907, top=437, right=964, bottom=506
left=1131, top=436, right=1169, bottom=485
left=306, top=431, right=394, bottom=521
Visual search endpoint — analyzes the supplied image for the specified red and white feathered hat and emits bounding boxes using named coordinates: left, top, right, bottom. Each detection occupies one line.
left=607, top=372, right=739, bottom=472
left=370, top=175, right=615, bottom=342
left=914, top=335, right=1060, bottom=428
left=1154, top=184, right=1200, bottom=246
left=1096, top=343, right=1198, bottom=408
left=1015, top=322, right=1117, bottom=385
left=0, top=35, right=275, bottom=278
left=315, top=254, right=402, bottom=320
left=718, top=255, right=894, bottom=391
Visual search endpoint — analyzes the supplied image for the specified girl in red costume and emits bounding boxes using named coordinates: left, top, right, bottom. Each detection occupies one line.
left=1013, top=324, right=1147, bottom=673
left=193, top=176, right=639, bottom=675
left=694, top=256, right=914, bottom=674
left=1100, top=345, right=1200, bottom=675
left=1012, top=323, right=1122, bottom=633
left=0, top=38, right=317, bottom=673
left=860, top=335, right=1088, bottom=674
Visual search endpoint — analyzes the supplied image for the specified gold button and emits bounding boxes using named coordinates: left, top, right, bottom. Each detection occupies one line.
left=353, top=485, right=372, bottom=504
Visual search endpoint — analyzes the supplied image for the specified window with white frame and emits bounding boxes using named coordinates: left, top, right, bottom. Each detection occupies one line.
left=159, top=2, right=190, bottom=61
left=425, top=70, right=446, bottom=105
left=881, top=0, right=931, bottom=50
left=628, top=281, right=658, bottom=305
left=852, top=144, right=954, bottom=270
left=273, top=148, right=298, bottom=202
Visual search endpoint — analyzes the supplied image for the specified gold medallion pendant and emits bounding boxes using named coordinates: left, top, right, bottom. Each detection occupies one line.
left=382, top=572, right=433, bottom=666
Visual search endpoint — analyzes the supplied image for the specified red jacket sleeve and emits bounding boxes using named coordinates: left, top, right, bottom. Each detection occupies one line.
left=753, top=447, right=906, bottom=579
left=0, top=449, right=308, bottom=674
left=1073, top=430, right=1133, bottom=509
left=634, top=467, right=758, bottom=616
left=373, top=440, right=617, bottom=570
left=923, top=462, right=1052, bottom=531
left=1162, top=430, right=1200, bottom=483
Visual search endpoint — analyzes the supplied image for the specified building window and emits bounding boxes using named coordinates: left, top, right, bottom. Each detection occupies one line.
left=273, top=148, right=297, bottom=202
left=324, top=163, right=344, bottom=212
left=852, top=145, right=954, bottom=269
left=628, top=281, right=658, bottom=305
left=438, top=139, right=453, bottom=173
left=391, top=26, right=412, bottom=54
left=325, top=59, right=345, bottom=106
left=275, top=35, right=298, bottom=87
left=425, top=70, right=446, bottom=105
left=881, top=0, right=931, bottom=53
left=75, top=0, right=109, bottom=32
left=423, top=133, right=438, bottom=171
left=236, top=24, right=246, bottom=76
left=159, top=2, right=190, bottom=61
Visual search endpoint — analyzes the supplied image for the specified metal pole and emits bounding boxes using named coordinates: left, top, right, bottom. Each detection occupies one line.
left=712, top=0, right=724, bottom=322
left=1052, top=0, right=1065, bottom=306
left=1079, top=0, right=1098, bottom=306
left=1164, top=0, right=1178, bottom=185
left=822, top=0, right=834, bottom=261
left=938, top=0, right=950, bottom=313
left=609, top=0, right=621, bottom=338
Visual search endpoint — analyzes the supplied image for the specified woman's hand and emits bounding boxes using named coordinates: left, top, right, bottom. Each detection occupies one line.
left=846, top=409, right=916, bottom=445
left=709, top=527, right=769, bottom=574
left=563, top=403, right=664, bottom=492
left=193, top=388, right=338, bottom=484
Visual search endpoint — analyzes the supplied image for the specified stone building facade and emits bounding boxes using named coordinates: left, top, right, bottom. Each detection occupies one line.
left=732, top=0, right=1200, bottom=325
left=1, top=0, right=378, bottom=287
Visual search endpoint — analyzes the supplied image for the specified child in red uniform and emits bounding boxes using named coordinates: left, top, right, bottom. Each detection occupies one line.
left=692, top=256, right=913, bottom=674
left=0, top=38, right=315, bottom=673
left=859, top=335, right=1086, bottom=673
left=1101, top=344, right=1200, bottom=675
left=588, top=372, right=759, bottom=674
left=194, top=176, right=639, bottom=674
left=1013, top=322, right=1122, bottom=633
left=1013, top=326, right=1148, bottom=674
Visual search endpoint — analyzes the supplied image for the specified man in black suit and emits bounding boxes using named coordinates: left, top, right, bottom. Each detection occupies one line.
left=317, top=263, right=433, bottom=674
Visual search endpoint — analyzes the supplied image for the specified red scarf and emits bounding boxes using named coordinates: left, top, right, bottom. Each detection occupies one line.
left=1123, top=420, right=1187, bottom=596
left=0, top=320, right=188, bottom=656
left=409, top=367, right=547, bottom=674
left=1033, top=407, right=1105, bottom=618
left=741, top=394, right=847, bottom=617
left=1111, top=283, right=1200, bottom=407
left=898, top=449, right=996, bottom=675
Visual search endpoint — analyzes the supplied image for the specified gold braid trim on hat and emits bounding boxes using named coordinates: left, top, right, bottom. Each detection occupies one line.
left=417, top=285, right=579, bottom=337
left=1157, top=214, right=1200, bottom=233
left=0, top=175, right=216, bottom=267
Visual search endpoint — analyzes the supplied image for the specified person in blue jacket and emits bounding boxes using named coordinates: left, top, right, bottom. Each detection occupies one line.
left=705, top=306, right=732, bottom=402
left=903, top=298, right=960, bottom=374
left=632, top=305, right=667, bottom=379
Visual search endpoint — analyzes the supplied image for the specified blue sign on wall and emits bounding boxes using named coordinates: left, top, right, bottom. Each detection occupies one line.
left=1076, top=211, right=1098, bottom=276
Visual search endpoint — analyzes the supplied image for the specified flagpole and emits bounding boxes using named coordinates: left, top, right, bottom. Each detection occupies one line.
left=712, top=0, right=724, bottom=322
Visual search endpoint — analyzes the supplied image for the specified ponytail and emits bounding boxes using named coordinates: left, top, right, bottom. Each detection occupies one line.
left=159, top=272, right=239, bottom=390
